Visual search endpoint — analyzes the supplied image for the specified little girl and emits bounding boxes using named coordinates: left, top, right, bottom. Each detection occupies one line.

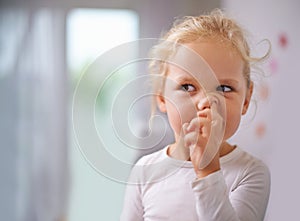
left=121, top=9, right=270, bottom=221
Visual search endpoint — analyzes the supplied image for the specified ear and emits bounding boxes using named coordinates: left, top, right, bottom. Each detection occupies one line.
left=156, top=93, right=167, bottom=113
left=242, top=81, right=254, bottom=115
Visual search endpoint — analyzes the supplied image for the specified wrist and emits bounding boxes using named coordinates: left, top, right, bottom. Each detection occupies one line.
left=194, top=154, right=220, bottom=178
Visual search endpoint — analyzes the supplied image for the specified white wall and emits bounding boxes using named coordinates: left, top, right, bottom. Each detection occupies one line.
left=222, top=0, right=300, bottom=220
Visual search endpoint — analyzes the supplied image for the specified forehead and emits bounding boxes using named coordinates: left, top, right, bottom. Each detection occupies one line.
left=167, top=40, right=245, bottom=82
left=184, top=40, right=244, bottom=80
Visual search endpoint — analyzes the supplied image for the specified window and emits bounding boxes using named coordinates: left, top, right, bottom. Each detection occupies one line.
left=66, top=9, right=139, bottom=221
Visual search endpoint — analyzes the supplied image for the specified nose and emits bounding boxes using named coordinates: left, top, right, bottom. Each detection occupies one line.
left=197, top=94, right=218, bottom=111
left=197, top=97, right=210, bottom=111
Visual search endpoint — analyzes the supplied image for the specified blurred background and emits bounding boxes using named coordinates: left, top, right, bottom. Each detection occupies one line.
left=1, top=0, right=299, bottom=220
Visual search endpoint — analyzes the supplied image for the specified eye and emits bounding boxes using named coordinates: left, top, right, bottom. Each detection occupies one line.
left=181, top=84, right=196, bottom=92
left=216, top=85, right=233, bottom=93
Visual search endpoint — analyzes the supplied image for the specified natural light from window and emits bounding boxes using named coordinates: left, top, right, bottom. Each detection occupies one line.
left=66, top=9, right=139, bottom=221
left=67, top=9, right=139, bottom=77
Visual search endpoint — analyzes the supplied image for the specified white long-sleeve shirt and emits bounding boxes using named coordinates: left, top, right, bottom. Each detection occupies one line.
left=120, top=146, right=270, bottom=221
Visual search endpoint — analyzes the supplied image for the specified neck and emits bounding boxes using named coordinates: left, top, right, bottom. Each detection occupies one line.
left=167, top=139, right=190, bottom=161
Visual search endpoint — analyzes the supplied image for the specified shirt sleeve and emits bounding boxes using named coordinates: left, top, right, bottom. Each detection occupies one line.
left=191, top=163, right=270, bottom=221
left=120, top=183, right=144, bottom=221
left=120, top=165, right=144, bottom=221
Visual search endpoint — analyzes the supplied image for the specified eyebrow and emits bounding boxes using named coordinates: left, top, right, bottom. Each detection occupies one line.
left=173, top=75, right=240, bottom=86
left=218, top=78, right=240, bottom=85
left=170, top=72, right=199, bottom=83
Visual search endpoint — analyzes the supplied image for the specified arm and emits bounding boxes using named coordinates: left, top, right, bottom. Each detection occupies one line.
left=120, top=166, right=144, bottom=221
left=120, top=183, right=144, bottom=221
left=183, top=100, right=270, bottom=220
left=191, top=162, right=270, bottom=221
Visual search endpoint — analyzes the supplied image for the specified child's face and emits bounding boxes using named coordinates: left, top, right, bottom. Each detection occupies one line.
left=156, top=40, right=253, bottom=141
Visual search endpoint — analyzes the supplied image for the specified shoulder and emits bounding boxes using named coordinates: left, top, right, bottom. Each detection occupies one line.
left=128, top=146, right=170, bottom=184
left=239, top=149, right=270, bottom=178
left=135, top=146, right=168, bottom=166
left=222, top=147, right=270, bottom=185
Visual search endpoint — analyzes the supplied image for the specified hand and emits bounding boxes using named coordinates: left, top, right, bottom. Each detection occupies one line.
left=182, top=99, right=225, bottom=178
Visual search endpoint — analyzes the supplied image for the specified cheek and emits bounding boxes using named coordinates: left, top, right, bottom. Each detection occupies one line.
left=165, top=104, right=181, bottom=135
left=224, top=106, right=243, bottom=139
left=165, top=98, right=196, bottom=135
